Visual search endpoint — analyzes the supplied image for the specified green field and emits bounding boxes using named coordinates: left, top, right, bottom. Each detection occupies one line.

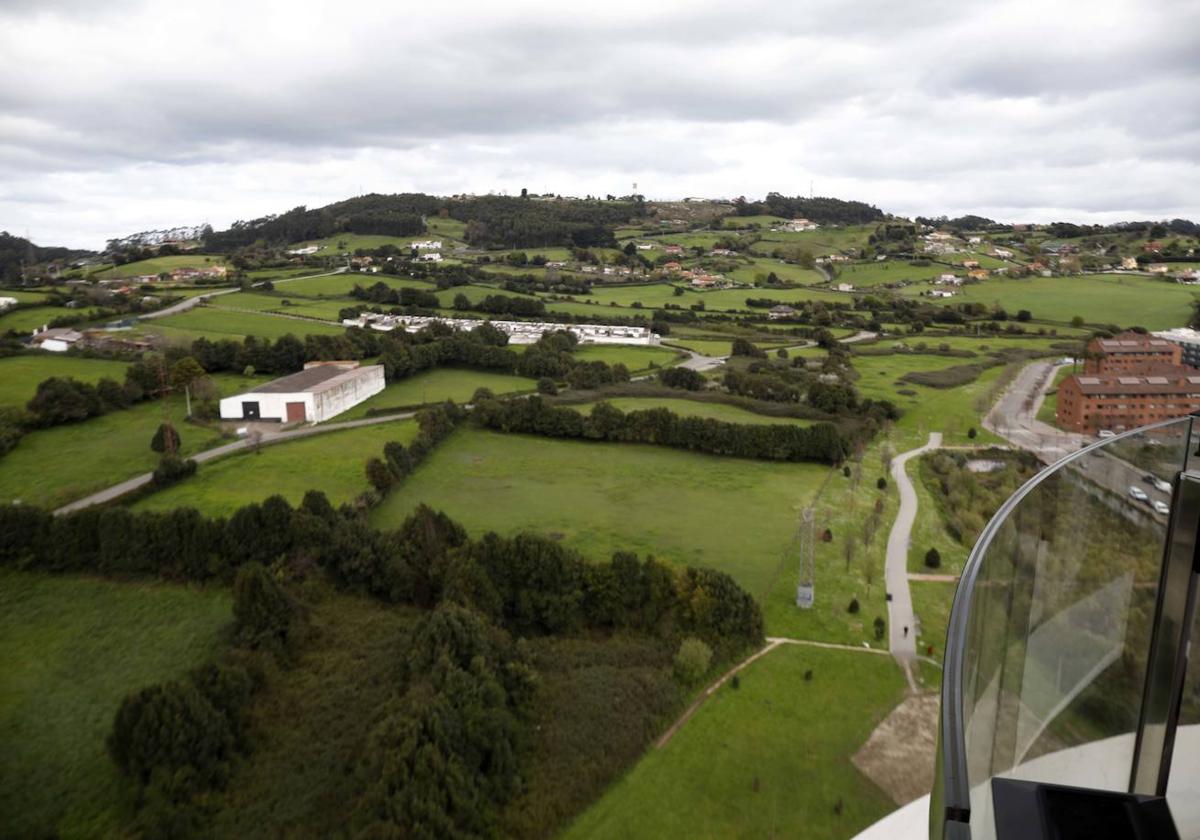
left=907, top=454, right=968, bottom=577
left=336, top=368, right=537, bottom=420
left=0, top=355, right=130, bottom=407
left=0, top=305, right=79, bottom=334
left=579, top=397, right=813, bottom=426
left=564, top=644, right=906, bottom=840
left=720, top=215, right=789, bottom=229
left=911, top=580, right=957, bottom=666
left=273, top=272, right=433, bottom=297
left=94, top=254, right=226, bottom=279
left=147, top=306, right=348, bottom=340
left=727, top=258, right=825, bottom=286
left=0, top=289, right=54, bottom=304
left=665, top=337, right=733, bottom=356
left=850, top=353, right=1007, bottom=448
left=833, top=259, right=953, bottom=287
left=902, top=274, right=1198, bottom=329
left=0, top=569, right=232, bottom=839
left=0, top=374, right=262, bottom=509
left=372, top=429, right=829, bottom=603
left=572, top=344, right=682, bottom=371
left=133, top=420, right=418, bottom=516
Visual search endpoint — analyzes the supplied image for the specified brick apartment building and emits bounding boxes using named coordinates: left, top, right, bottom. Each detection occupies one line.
left=1084, top=331, right=1180, bottom=373
left=1057, top=369, right=1200, bottom=433
left=1057, top=331, right=1199, bottom=433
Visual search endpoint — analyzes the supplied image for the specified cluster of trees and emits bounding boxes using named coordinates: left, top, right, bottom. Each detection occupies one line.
left=472, top=396, right=853, bottom=465
left=452, top=196, right=634, bottom=249
left=658, top=367, right=706, bottom=390
left=732, top=194, right=884, bottom=225
left=188, top=330, right=381, bottom=376
left=4, top=480, right=764, bottom=835
left=202, top=194, right=442, bottom=252
left=453, top=292, right=546, bottom=317
left=349, top=281, right=440, bottom=309
left=0, top=231, right=92, bottom=283
left=919, top=449, right=1040, bottom=547
left=365, top=402, right=466, bottom=496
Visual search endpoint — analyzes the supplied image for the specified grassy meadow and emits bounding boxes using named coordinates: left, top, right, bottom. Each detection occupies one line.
left=563, top=644, right=907, bottom=840
left=336, top=368, right=537, bottom=420
left=146, top=306, right=348, bottom=340
left=132, top=420, right=418, bottom=516
left=0, top=570, right=232, bottom=839
left=371, top=429, right=829, bottom=604
left=0, top=355, right=130, bottom=407
left=0, top=374, right=263, bottom=509
left=577, top=397, right=814, bottom=426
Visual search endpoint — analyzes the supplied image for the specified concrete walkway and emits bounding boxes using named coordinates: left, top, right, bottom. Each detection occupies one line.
left=54, top=409, right=416, bottom=515
left=884, top=432, right=942, bottom=690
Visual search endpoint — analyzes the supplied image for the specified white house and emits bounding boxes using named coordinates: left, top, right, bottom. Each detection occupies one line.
left=410, top=240, right=443, bottom=250
left=0, top=296, right=17, bottom=311
left=936, top=274, right=962, bottom=285
left=29, top=327, right=84, bottom=352
left=287, top=245, right=321, bottom=256
left=835, top=283, right=854, bottom=292
left=929, top=289, right=956, bottom=298
left=418, top=252, right=443, bottom=262
left=781, top=218, right=818, bottom=232
left=218, top=363, right=385, bottom=424
left=968, top=236, right=983, bottom=245
left=768, top=304, right=797, bottom=320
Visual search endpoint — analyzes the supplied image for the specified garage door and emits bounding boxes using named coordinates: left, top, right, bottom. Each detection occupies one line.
left=286, top=401, right=307, bottom=423
left=242, top=401, right=260, bottom=420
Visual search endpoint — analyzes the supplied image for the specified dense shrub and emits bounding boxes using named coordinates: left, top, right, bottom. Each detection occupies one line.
left=658, top=366, right=706, bottom=391
left=152, top=455, right=197, bottom=487
left=898, top=363, right=988, bottom=389
left=233, top=562, right=301, bottom=650
left=150, top=422, right=181, bottom=454
left=673, top=637, right=713, bottom=684
left=924, top=547, right=941, bottom=569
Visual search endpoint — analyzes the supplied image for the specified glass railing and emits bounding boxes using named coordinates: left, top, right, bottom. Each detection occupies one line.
left=932, top=416, right=1200, bottom=839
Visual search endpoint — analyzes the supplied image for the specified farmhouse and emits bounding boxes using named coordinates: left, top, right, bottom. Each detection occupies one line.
left=936, top=274, right=962, bottom=285
left=287, top=245, right=320, bottom=256
left=1147, top=263, right=1171, bottom=274
left=780, top=218, right=818, bottom=232
left=967, top=269, right=990, bottom=280
left=664, top=245, right=684, bottom=255
left=1122, top=257, right=1139, bottom=270
left=768, top=304, right=797, bottom=320
left=835, top=283, right=854, bottom=292
left=0, top=296, right=16, bottom=311
left=218, top=362, right=385, bottom=424
left=410, top=240, right=442, bottom=250
left=29, top=327, right=84, bottom=353
left=417, top=252, right=443, bottom=262
left=928, top=289, right=956, bottom=298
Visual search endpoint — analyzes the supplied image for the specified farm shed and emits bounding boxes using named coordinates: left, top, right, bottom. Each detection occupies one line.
left=219, top=362, right=385, bottom=424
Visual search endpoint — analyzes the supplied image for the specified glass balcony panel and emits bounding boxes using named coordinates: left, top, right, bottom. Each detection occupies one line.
left=938, top=418, right=1192, bottom=840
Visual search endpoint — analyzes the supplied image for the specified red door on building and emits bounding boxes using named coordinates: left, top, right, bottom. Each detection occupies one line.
left=285, top=401, right=307, bottom=423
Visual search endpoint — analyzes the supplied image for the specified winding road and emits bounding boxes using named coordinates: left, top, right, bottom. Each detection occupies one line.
left=884, top=432, right=943, bottom=689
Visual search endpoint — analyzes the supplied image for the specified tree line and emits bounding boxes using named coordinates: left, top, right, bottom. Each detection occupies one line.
left=471, top=395, right=853, bottom=465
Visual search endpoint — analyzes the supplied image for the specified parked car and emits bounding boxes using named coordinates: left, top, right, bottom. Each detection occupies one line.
left=1099, top=430, right=1116, bottom=439
left=1154, top=478, right=1172, bottom=494
left=1129, top=486, right=1148, bottom=501
left=1154, top=500, right=1171, bottom=515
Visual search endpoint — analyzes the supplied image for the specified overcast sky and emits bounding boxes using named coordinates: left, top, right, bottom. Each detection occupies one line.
left=2, top=0, right=1198, bottom=249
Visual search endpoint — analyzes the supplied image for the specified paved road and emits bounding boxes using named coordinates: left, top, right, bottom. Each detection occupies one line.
left=984, top=360, right=1088, bottom=463
left=54, top=409, right=416, bottom=515
left=885, top=432, right=943, bottom=689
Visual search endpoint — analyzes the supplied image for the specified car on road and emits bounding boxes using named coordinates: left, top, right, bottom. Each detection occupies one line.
left=1099, top=430, right=1116, bottom=439
left=1154, top=478, right=1172, bottom=494
left=1129, top=486, right=1148, bottom=501
left=1154, top=500, right=1171, bottom=515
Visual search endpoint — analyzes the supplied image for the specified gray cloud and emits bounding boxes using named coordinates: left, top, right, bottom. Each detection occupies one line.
left=0, top=0, right=1197, bottom=248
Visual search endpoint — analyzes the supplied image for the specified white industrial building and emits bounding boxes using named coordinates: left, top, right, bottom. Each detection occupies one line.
left=1153, top=327, right=1200, bottom=368
left=219, top=362, right=385, bottom=424
left=341, top=312, right=660, bottom=346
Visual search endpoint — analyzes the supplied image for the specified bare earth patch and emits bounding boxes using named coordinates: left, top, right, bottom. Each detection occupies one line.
left=851, top=692, right=940, bottom=805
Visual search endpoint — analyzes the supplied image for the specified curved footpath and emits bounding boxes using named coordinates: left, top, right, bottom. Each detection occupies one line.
left=53, top=410, right=416, bottom=515
left=139, top=267, right=348, bottom=321
left=884, top=432, right=942, bottom=690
